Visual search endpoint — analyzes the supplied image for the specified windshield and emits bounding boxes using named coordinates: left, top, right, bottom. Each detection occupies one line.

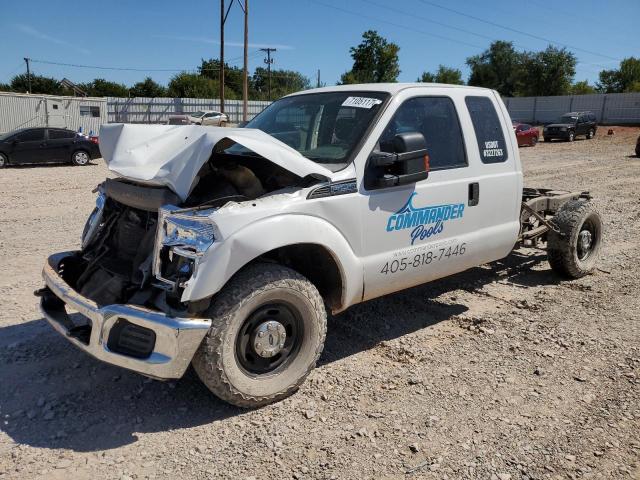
left=238, top=91, right=388, bottom=171
left=190, top=111, right=206, bottom=118
left=558, top=115, right=578, bottom=124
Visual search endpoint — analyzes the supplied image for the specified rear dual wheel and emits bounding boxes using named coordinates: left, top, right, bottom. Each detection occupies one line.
left=192, top=263, right=327, bottom=408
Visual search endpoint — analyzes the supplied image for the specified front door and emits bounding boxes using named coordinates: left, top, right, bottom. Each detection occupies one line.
left=358, top=90, right=521, bottom=301
left=11, top=129, right=47, bottom=164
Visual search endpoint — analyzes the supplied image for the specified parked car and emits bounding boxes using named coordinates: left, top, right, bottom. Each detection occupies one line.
left=0, top=127, right=100, bottom=167
left=543, top=111, right=597, bottom=142
left=167, top=115, right=190, bottom=125
left=187, top=110, right=229, bottom=126
left=38, top=83, right=604, bottom=408
left=513, top=122, right=539, bottom=147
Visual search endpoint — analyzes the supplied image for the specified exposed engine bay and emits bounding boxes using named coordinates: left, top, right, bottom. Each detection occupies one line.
left=74, top=149, right=312, bottom=313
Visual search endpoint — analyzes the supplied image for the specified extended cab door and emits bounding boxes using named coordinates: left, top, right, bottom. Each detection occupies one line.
left=357, top=88, right=521, bottom=301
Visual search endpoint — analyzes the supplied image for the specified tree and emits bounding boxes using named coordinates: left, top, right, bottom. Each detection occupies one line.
left=129, top=77, right=166, bottom=97
left=570, top=80, right=596, bottom=95
left=597, top=57, right=640, bottom=93
left=466, top=41, right=524, bottom=97
left=199, top=58, right=244, bottom=97
left=9, top=73, right=64, bottom=95
left=0, top=82, right=10, bottom=92
left=519, top=46, right=576, bottom=96
left=251, top=67, right=310, bottom=100
left=340, top=30, right=400, bottom=84
left=80, top=78, right=129, bottom=97
left=418, top=65, right=464, bottom=85
left=167, top=72, right=232, bottom=99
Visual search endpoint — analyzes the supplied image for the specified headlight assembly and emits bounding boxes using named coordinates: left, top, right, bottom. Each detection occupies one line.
left=81, top=192, right=106, bottom=250
left=153, top=207, right=215, bottom=287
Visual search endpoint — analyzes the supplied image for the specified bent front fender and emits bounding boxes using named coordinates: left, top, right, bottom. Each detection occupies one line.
left=181, top=214, right=362, bottom=312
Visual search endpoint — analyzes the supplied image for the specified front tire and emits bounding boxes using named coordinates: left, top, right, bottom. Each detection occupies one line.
left=192, top=263, right=327, bottom=408
left=71, top=150, right=90, bottom=166
left=547, top=200, right=603, bottom=278
left=567, top=131, right=575, bottom=142
left=0, top=152, right=7, bottom=168
left=530, top=136, right=538, bottom=147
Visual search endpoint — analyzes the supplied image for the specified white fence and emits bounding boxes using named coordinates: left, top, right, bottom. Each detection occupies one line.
left=504, top=92, right=640, bottom=125
left=107, top=97, right=271, bottom=124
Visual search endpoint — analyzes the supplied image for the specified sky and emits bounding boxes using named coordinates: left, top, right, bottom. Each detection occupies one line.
left=1, top=0, right=638, bottom=89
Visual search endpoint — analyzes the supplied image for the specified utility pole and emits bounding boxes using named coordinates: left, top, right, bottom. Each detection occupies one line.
left=219, top=0, right=233, bottom=114
left=242, top=0, right=249, bottom=121
left=260, top=48, right=276, bottom=100
left=24, top=57, right=31, bottom=93
left=316, top=69, right=321, bottom=89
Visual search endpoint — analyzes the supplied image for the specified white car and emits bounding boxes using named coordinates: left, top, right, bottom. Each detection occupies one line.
left=38, top=84, right=603, bottom=408
left=187, top=110, right=228, bottom=126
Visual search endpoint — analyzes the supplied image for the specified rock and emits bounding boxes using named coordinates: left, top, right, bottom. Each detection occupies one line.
left=409, top=443, right=420, bottom=453
left=55, top=460, right=72, bottom=469
left=304, top=410, right=316, bottom=419
left=565, top=454, right=576, bottom=462
left=496, top=474, right=511, bottom=480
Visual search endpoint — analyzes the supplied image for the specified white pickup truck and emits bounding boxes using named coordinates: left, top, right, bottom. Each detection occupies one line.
left=37, top=84, right=603, bottom=407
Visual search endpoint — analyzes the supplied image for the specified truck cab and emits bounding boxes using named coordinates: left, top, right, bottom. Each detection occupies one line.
left=38, top=84, right=602, bottom=408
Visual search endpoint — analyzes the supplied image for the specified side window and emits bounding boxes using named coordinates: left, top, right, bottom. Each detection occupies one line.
left=465, top=96, right=508, bottom=164
left=80, top=106, right=101, bottom=117
left=379, top=97, right=467, bottom=170
left=49, top=129, right=76, bottom=140
left=18, top=129, right=45, bottom=142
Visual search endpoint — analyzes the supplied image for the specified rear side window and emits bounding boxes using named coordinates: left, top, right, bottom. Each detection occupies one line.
left=49, top=129, right=76, bottom=140
left=465, top=96, right=508, bottom=164
left=379, top=97, right=467, bottom=170
left=18, top=129, right=45, bottom=142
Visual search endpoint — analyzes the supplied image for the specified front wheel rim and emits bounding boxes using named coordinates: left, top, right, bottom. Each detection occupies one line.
left=235, top=303, right=303, bottom=376
left=577, top=219, right=598, bottom=261
left=0, top=155, right=5, bottom=166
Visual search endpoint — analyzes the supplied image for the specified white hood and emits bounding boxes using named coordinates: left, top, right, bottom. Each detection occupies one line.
left=99, top=124, right=332, bottom=201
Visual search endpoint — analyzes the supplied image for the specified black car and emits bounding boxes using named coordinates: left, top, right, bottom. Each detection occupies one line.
left=0, top=127, right=101, bottom=167
left=543, top=111, right=597, bottom=142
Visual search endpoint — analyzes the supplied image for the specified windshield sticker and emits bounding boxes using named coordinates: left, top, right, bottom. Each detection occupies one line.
left=482, top=141, right=504, bottom=159
left=341, top=96, right=383, bottom=109
left=386, top=192, right=464, bottom=245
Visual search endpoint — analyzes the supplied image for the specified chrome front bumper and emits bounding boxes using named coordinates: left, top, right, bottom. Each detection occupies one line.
left=39, top=251, right=211, bottom=379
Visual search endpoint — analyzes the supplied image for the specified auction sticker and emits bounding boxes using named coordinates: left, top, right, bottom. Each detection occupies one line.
left=342, top=96, right=382, bottom=109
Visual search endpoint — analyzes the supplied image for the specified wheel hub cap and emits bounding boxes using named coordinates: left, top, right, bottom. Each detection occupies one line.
left=252, top=321, right=287, bottom=358
left=579, top=229, right=593, bottom=253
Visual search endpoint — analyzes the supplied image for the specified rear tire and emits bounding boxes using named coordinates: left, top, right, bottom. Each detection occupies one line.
left=530, top=136, right=538, bottom=146
left=192, top=263, right=327, bottom=408
left=567, top=131, right=575, bottom=142
left=71, top=150, right=90, bottom=166
left=547, top=200, right=603, bottom=278
left=587, top=128, right=595, bottom=139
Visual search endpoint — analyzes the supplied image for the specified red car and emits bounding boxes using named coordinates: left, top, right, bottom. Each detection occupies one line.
left=513, top=122, right=539, bottom=147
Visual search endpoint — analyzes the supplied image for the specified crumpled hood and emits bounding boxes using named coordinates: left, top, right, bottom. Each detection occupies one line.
left=99, top=124, right=332, bottom=201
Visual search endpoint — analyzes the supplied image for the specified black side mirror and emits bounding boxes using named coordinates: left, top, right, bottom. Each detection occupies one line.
left=369, top=132, right=429, bottom=188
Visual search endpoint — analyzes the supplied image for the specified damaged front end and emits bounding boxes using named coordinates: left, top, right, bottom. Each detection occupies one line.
left=38, top=124, right=331, bottom=379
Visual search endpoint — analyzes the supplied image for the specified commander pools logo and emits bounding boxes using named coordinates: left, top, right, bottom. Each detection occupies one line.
left=385, top=193, right=465, bottom=245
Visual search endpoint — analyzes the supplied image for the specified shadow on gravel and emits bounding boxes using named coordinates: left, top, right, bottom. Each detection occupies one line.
left=4, top=161, right=99, bottom=169
left=0, top=249, right=555, bottom=452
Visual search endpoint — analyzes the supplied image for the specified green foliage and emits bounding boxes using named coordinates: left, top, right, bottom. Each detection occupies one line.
left=569, top=80, right=596, bottom=95
left=418, top=65, right=463, bottom=85
left=340, top=30, right=400, bottom=84
left=467, top=41, right=578, bottom=97
left=520, top=46, right=576, bottom=96
left=199, top=58, right=245, bottom=94
left=0, top=82, right=12, bottom=92
left=467, top=41, right=523, bottom=97
left=251, top=67, right=310, bottom=100
left=167, top=72, right=239, bottom=99
left=80, top=78, right=130, bottom=97
left=129, top=77, right=167, bottom=97
left=9, top=73, right=65, bottom=95
left=597, top=57, right=640, bottom=93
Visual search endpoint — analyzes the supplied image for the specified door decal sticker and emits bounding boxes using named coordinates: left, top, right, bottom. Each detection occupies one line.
left=385, top=193, right=465, bottom=245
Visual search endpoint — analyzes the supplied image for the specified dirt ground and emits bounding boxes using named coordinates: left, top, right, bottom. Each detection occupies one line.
left=1, top=128, right=639, bottom=480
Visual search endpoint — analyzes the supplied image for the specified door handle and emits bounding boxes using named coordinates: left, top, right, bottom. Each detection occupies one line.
left=468, top=182, right=479, bottom=206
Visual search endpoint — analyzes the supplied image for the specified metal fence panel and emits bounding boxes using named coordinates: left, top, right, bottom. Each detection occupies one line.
left=107, top=97, right=271, bottom=124
left=504, top=92, right=640, bottom=125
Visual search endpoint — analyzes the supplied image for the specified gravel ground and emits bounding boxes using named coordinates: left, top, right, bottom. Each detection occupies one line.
left=0, top=128, right=639, bottom=480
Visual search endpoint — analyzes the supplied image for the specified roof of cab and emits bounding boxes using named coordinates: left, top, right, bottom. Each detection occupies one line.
left=286, top=82, right=495, bottom=97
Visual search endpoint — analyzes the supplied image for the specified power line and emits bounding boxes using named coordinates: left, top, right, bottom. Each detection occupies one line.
left=308, top=0, right=485, bottom=51
left=416, top=0, right=621, bottom=63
